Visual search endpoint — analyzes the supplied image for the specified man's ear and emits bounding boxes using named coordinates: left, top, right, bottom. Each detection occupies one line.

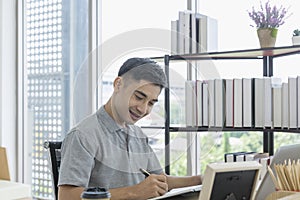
left=113, top=77, right=122, bottom=91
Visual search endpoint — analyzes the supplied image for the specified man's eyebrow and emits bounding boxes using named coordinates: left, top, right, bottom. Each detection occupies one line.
left=135, top=90, right=158, bottom=102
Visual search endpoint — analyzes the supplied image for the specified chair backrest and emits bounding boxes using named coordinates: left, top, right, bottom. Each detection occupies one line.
left=44, top=141, right=62, bottom=200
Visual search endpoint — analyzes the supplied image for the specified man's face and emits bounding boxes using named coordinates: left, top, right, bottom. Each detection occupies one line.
left=112, top=77, right=161, bottom=125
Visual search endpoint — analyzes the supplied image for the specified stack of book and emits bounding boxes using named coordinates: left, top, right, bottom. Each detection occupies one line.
left=185, top=76, right=300, bottom=129
left=171, top=11, right=218, bottom=55
left=224, top=151, right=272, bottom=179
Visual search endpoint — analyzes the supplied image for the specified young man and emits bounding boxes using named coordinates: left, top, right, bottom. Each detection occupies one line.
left=58, top=58, right=201, bottom=200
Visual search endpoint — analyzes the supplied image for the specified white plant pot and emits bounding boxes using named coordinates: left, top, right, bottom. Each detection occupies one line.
left=292, top=36, right=300, bottom=45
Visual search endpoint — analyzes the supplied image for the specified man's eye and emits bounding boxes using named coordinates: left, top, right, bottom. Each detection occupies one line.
left=135, top=94, right=143, bottom=100
left=148, top=102, right=155, bottom=106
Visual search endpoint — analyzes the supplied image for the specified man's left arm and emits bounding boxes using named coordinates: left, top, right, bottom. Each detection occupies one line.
left=166, top=175, right=202, bottom=190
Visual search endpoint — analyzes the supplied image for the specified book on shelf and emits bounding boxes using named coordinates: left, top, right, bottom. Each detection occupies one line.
left=190, top=12, right=197, bottom=54
left=233, top=78, right=243, bottom=127
left=254, top=78, right=264, bottom=128
left=245, top=153, right=257, bottom=162
left=174, top=11, right=218, bottom=55
left=195, top=13, right=207, bottom=53
left=195, top=13, right=218, bottom=52
left=170, top=20, right=179, bottom=54
left=271, top=78, right=282, bottom=128
left=288, top=77, right=297, bottom=129
left=225, top=79, right=234, bottom=127
left=242, top=78, right=253, bottom=127
left=202, top=81, right=209, bottom=127
left=224, top=151, right=271, bottom=179
left=264, top=77, right=272, bottom=128
left=183, top=76, right=300, bottom=130
left=183, top=10, right=191, bottom=54
left=196, top=80, right=203, bottom=126
left=185, top=80, right=197, bottom=127
left=178, top=11, right=185, bottom=55
left=272, top=86, right=282, bottom=128
left=207, top=79, right=215, bottom=127
left=282, top=82, right=289, bottom=128
left=225, top=151, right=270, bottom=162
left=224, top=152, right=248, bottom=162
left=214, top=79, right=225, bottom=127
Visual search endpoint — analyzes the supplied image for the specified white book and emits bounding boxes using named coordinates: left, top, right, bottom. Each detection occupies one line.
left=206, top=15, right=218, bottom=52
left=185, top=81, right=197, bottom=127
left=196, top=80, right=203, bottom=126
left=195, top=13, right=206, bottom=53
left=225, top=79, right=234, bottom=127
left=272, top=86, right=282, bottom=128
left=254, top=78, right=264, bottom=128
left=233, top=78, right=243, bottom=127
left=208, top=79, right=215, bottom=127
left=264, top=77, right=272, bottom=127
left=225, top=153, right=234, bottom=162
left=183, top=10, right=191, bottom=54
left=271, top=78, right=282, bottom=128
left=298, top=76, right=300, bottom=128
left=288, top=77, right=297, bottom=129
left=215, top=79, right=225, bottom=127
left=242, top=78, right=253, bottom=127
left=202, top=82, right=209, bottom=127
left=236, top=154, right=245, bottom=162
left=170, top=20, right=178, bottom=55
left=245, top=152, right=258, bottom=162
left=190, top=12, right=197, bottom=54
left=178, top=11, right=185, bottom=55
left=195, top=13, right=218, bottom=52
left=281, top=82, right=289, bottom=128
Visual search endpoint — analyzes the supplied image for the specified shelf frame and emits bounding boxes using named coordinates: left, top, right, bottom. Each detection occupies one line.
left=158, top=45, right=300, bottom=174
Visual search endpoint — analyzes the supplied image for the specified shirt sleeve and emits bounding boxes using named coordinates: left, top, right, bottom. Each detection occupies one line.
left=58, top=130, right=94, bottom=187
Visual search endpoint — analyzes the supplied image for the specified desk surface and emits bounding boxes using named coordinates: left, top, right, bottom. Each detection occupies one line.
left=0, top=180, right=31, bottom=200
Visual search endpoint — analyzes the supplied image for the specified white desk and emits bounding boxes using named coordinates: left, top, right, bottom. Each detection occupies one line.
left=0, top=180, right=31, bottom=200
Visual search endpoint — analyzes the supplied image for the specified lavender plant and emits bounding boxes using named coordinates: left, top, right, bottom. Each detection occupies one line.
left=248, top=1, right=291, bottom=29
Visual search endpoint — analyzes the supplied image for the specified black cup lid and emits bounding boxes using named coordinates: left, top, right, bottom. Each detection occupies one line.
left=81, top=187, right=111, bottom=199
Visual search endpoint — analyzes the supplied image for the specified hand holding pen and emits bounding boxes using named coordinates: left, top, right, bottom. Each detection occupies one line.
left=138, top=168, right=168, bottom=198
left=139, top=168, right=151, bottom=177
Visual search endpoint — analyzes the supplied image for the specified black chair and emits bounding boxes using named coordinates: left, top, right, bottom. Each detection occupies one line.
left=44, top=141, right=62, bottom=200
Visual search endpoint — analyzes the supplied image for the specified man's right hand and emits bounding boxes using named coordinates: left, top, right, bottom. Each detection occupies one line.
left=135, top=174, right=168, bottom=198
left=108, top=173, right=168, bottom=200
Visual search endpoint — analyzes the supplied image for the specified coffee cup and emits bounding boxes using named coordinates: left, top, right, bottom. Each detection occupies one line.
left=81, top=187, right=111, bottom=200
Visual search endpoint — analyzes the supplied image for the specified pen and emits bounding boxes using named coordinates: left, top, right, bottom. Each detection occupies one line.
left=139, top=168, right=151, bottom=177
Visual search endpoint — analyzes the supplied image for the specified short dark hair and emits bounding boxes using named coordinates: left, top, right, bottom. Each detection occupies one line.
left=118, top=57, right=167, bottom=88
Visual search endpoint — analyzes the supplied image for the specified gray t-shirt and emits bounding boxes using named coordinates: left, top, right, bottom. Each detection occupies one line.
left=58, top=106, right=163, bottom=189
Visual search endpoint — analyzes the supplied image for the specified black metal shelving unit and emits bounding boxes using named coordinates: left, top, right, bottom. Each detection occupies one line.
left=158, top=45, right=300, bottom=175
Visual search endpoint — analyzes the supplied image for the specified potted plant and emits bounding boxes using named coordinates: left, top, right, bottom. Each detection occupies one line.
left=248, top=1, right=291, bottom=48
left=292, top=29, right=300, bottom=45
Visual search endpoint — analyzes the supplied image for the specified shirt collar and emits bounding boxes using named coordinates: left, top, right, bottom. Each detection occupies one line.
left=97, top=106, right=131, bottom=134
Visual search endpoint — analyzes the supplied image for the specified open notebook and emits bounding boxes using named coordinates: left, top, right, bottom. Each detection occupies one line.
left=148, top=185, right=202, bottom=200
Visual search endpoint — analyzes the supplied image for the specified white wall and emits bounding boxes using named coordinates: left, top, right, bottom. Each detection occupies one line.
left=0, top=0, right=2, bottom=147
left=0, top=0, right=17, bottom=181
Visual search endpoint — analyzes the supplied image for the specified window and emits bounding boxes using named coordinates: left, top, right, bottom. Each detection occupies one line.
left=23, top=0, right=94, bottom=198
